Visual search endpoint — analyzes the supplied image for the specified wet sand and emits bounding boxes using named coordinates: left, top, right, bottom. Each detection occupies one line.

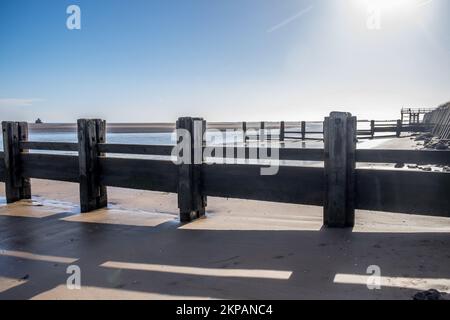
left=0, top=137, right=449, bottom=300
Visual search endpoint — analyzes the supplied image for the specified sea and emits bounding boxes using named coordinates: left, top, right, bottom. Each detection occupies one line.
left=0, top=122, right=382, bottom=152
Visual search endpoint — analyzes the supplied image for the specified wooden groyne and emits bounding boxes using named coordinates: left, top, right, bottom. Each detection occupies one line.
left=27, top=117, right=430, bottom=140
left=1, top=112, right=450, bottom=228
left=239, top=118, right=429, bottom=142
left=423, top=103, right=450, bottom=140
left=401, top=108, right=435, bottom=124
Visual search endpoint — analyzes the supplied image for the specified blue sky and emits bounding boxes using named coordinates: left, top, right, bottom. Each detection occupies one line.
left=0, top=0, right=449, bottom=122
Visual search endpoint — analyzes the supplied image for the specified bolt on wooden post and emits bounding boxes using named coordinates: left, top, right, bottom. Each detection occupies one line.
left=176, top=117, right=207, bottom=222
left=323, top=112, right=356, bottom=228
left=77, top=119, right=107, bottom=213
left=2, top=121, right=31, bottom=203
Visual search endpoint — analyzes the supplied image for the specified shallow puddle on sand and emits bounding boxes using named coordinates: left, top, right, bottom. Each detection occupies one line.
left=0, top=198, right=75, bottom=218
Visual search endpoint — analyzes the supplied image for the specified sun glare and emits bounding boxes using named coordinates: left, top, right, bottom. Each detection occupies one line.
left=360, top=0, right=416, bottom=10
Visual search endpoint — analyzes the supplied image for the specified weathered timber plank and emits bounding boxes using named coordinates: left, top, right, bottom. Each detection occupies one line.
left=323, top=112, right=356, bottom=228
left=356, top=149, right=450, bottom=165
left=374, top=126, right=398, bottom=133
left=301, top=121, right=306, bottom=140
left=205, top=147, right=324, bottom=161
left=19, top=141, right=78, bottom=152
left=176, top=117, right=207, bottom=221
left=2, top=122, right=31, bottom=202
left=21, top=153, right=79, bottom=182
left=0, top=152, right=5, bottom=182
left=99, top=158, right=178, bottom=193
left=77, top=119, right=107, bottom=212
left=96, top=119, right=108, bottom=209
left=346, top=116, right=357, bottom=227
left=203, top=164, right=324, bottom=206
left=97, top=143, right=174, bottom=156
left=356, top=169, right=450, bottom=217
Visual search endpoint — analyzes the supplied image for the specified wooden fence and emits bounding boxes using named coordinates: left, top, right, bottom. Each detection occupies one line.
left=1, top=112, right=449, bottom=228
left=240, top=119, right=430, bottom=142
left=401, top=108, right=436, bottom=125
left=424, top=103, right=450, bottom=140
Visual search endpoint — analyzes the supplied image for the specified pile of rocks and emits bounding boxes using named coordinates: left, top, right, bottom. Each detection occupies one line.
left=406, top=164, right=450, bottom=172
left=425, top=139, right=449, bottom=150
left=414, top=133, right=449, bottom=150
left=414, top=132, right=434, bottom=141
left=413, top=289, right=449, bottom=300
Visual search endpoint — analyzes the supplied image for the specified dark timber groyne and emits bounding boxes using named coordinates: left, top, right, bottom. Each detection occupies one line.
left=424, top=102, right=450, bottom=140
left=1, top=111, right=449, bottom=229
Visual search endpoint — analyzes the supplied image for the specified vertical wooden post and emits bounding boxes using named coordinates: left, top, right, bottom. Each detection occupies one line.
left=301, top=121, right=306, bottom=140
left=370, top=120, right=375, bottom=139
left=95, top=119, right=108, bottom=208
left=176, top=117, right=207, bottom=222
left=2, top=122, right=31, bottom=203
left=396, top=120, right=402, bottom=137
left=77, top=119, right=107, bottom=213
left=242, top=122, right=247, bottom=143
left=260, top=121, right=265, bottom=141
left=279, top=121, right=285, bottom=142
left=323, top=112, right=356, bottom=228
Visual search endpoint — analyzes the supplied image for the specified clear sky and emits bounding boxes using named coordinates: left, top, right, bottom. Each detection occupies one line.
left=0, top=0, right=449, bottom=122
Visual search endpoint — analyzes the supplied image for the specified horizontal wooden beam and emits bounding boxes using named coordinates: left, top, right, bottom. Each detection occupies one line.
left=284, top=131, right=323, bottom=134
left=203, top=164, right=324, bottom=206
left=19, top=141, right=78, bottom=152
left=21, top=153, right=79, bottom=183
left=374, top=126, right=397, bottom=132
left=99, top=157, right=178, bottom=193
left=279, top=148, right=324, bottom=161
left=374, top=124, right=398, bottom=127
left=356, top=149, right=450, bottom=165
left=206, top=147, right=324, bottom=161
left=97, top=143, right=174, bottom=156
left=284, top=137, right=324, bottom=141
left=356, top=169, right=450, bottom=217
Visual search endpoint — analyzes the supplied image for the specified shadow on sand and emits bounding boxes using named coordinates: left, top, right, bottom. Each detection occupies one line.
left=0, top=205, right=449, bottom=300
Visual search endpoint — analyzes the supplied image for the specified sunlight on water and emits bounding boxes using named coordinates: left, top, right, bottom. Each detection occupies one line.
left=0, top=123, right=328, bottom=150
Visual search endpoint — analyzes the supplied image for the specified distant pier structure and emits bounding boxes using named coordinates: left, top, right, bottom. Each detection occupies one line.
left=401, top=108, right=434, bottom=125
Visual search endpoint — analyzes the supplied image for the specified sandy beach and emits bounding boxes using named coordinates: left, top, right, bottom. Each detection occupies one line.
left=2, top=0, right=449, bottom=306
left=0, top=137, right=449, bottom=300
